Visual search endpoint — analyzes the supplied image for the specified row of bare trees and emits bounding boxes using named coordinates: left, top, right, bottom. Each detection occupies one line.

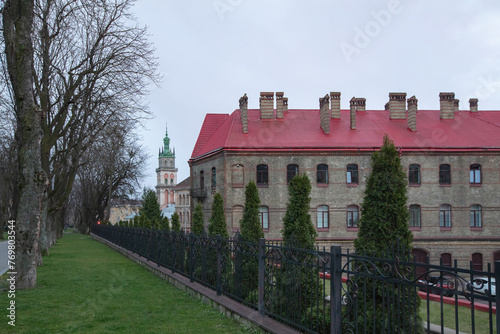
left=1, top=0, right=159, bottom=288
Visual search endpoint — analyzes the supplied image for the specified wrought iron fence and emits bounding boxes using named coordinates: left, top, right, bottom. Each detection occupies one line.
left=91, top=224, right=500, bottom=334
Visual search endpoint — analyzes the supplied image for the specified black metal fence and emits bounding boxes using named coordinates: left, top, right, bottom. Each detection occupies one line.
left=91, top=224, right=499, bottom=334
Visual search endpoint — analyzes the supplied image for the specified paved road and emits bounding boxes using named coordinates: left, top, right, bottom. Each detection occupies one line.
left=0, top=240, right=8, bottom=276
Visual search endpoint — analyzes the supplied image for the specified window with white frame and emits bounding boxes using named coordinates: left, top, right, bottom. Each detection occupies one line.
left=347, top=205, right=359, bottom=228
left=409, top=205, right=421, bottom=228
left=259, top=206, right=269, bottom=230
left=346, top=164, right=358, bottom=184
left=470, top=164, right=481, bottom=184
left=439, top=204, right=451, bottom=227
left=470, top=204, right=482, bottom=227
left=317, top=205, right=329, bottom=228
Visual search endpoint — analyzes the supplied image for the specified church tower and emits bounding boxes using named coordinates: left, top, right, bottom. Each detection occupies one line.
left=156, top=124, right=178, bottom=209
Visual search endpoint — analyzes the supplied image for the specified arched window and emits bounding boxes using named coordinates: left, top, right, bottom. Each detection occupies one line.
left=256, top=164, right=269, bottom=186
left=413, top=249, right=429, bottom=277
left=470, top=204, right=482, bottom=228
left=441, top=253, right=452, bottom=267
left=470, top=164, right=481, bottom=184
left=317, top=164, right=328, bottom=185
left=409, top=164, right=421, bottom=185
left=439, top=164, right=451, bottom=185
left=317, top=205, right=329, bottom=228
left=439, top=204, right=451, bottom=228
left=347, top=205, right=359, bottom=228
left=287, top=164, right=299, bottom=184
left=472, top=253, right=483, bottom=271
left=346, top=164, right=358, bottom=184
left=259, top=206, right=269, bottom=230
left=409, top=205, right=421, bottom=228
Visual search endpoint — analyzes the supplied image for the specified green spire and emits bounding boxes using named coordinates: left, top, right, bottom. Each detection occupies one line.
left=159, top=123, right=175, bottom=158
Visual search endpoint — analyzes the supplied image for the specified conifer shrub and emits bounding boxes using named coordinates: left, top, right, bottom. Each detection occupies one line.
left=278, top=174, right=320, bottom=326
left=192, top=202, right=204, bottom=235
left=350, top=134, right=421, bottom=333
left=236, top=181, right=263, bottom=301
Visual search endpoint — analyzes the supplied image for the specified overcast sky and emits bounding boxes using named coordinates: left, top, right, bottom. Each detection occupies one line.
left=131, top=0, right=500, bottom=190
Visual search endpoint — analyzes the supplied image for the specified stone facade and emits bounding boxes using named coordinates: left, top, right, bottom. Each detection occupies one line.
left=189, top=92, right=500, bottom=271
left=108, top=199, right=141, bottom=224
left=175, top=177, right=191, bottom=232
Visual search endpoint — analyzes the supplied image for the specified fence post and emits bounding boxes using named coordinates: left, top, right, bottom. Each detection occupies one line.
left=331, top=246, right=342, bottom=334
left=496, top=261, right=500, bottom=334
left=258, top=238, right=265, bottom=316
left=189, top=233, right=195, bottom=282
left=157, top=231, right=161, bottom=267
left=216, top=235, right=222, bottom=296
left=171, top=232, right=176, bottom=274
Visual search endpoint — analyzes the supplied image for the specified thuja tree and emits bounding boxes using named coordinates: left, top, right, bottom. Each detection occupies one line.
left=192, top=202, right=205, bottom=235
left=139, top=188, right=162, bottom=228
left=171, top=212, right=181, bottom=232
left=208, top=193, right=228, bottom=238
left=207, top=193, right=229, bottom=286
left=282, top=174, right=317, bottom=248
left=160, top=216, right=170, bottom=231
left=279, top=174, right=320, bottom=327
left=351, top=134, right=421, bottom=333
left=236, top=181, right=263, bottom=300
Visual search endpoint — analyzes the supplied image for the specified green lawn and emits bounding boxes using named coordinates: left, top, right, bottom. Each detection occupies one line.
left=0, top=233, right=261, bottom=334
left=420, top=298, right=496, bottom=334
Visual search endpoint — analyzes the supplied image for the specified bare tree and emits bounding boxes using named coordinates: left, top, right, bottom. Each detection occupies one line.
left=31, top=0, right=159, bottom=256
left=70, top=125, right=148, bottom=233
left=1, top=0, right=159, bottom=287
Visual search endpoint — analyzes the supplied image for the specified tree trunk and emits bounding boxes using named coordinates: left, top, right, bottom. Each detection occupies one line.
left=38, top=194, right=49, bottom=260
left=3, top=0, right=47, bottom=289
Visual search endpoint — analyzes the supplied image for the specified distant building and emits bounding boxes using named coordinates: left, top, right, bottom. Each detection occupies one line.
left=189, top=91, right=500, bottom=270
left=175, top=177, right=191, bottom=232
left=108, top=198, right=141, bottom=224
left=156, top=125, right=178, bottom=209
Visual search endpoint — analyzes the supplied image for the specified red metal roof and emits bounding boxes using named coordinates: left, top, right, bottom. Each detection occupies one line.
left=190, top=109, right=500, bottom=160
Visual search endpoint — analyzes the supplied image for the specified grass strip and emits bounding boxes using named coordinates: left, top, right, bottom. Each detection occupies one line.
left=0, top=233, right=260, bottom=334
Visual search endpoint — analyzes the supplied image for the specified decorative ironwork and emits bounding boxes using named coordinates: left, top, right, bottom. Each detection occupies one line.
left=91, top=225, right=500, bottom=334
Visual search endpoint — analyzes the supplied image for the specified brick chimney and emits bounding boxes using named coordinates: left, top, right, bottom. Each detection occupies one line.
left=330, top=92, right=341, bottom=119
left=350, top=97, right=356, bottom=130
left=355, top=98, right=366, bottom=112
left=276, top=92, right=287, bottom=118
left=469, top=98, right=478, bottom=112
left=407, top=96, right=417, bottom=132
left=440, top=92, right=455, bottom=119
left=259, top=92, right=274, bottom=119
left=454, top=99, right=460, bottom=112
left=239, top=94, right=248, bottom=134
left=320, top=94, right=330, bottom=134
left=389, top=92, right=407, bottom=119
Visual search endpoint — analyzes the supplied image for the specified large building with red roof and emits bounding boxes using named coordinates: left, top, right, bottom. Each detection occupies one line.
left=189, top=91, right=500, bottom=269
